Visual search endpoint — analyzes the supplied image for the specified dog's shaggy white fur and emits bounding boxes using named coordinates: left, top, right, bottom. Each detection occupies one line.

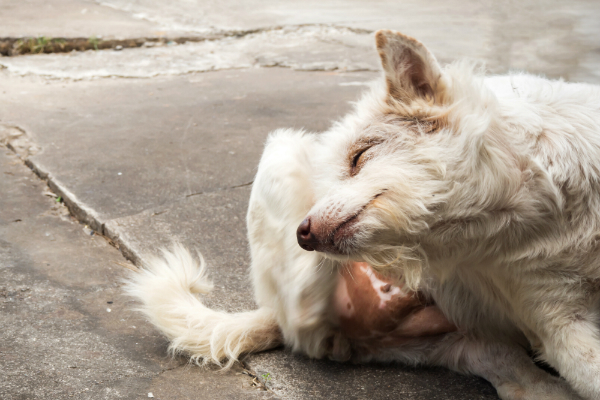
left=125, top=30, right=600, bottom=399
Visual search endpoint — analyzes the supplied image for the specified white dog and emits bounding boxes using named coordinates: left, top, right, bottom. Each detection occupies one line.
left=125, top=30, right=600, bottom=399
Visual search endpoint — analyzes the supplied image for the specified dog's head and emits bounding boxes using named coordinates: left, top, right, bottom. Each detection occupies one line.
left=296, top=30, right=542, bottom=285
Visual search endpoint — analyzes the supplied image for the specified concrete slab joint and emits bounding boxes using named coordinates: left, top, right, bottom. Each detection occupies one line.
left=0, top=123, right=125, bottom=262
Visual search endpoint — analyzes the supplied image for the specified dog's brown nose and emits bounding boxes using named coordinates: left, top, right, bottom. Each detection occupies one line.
left=297, top=217, right=317, bottom=251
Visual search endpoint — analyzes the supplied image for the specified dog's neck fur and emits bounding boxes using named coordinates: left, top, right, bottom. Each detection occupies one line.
left=425, top=72, right=600, bottom=265
left=417, top=72, right=600, bottom=342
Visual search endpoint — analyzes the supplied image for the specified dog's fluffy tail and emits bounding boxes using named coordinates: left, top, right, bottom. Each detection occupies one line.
left=123, top=244, right=282, bottom=368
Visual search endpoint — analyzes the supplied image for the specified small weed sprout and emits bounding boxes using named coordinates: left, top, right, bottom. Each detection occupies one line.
left=261, top=372, right=271, bottom=382
left=14, top=36, right=66, bottom=54
left=14, top=37, right=66, bottom=55
left=88, top=36, right=99, bottom=51
left=31, top=37, right=50, bottom=54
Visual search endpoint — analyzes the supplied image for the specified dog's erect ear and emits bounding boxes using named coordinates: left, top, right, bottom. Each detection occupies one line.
left=375, top=30, right=443, bottom=103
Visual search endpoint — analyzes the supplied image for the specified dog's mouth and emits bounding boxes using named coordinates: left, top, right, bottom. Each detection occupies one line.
left=331, top=213, right=361, bottom=250
left=298, top=191, right=387, bottom=255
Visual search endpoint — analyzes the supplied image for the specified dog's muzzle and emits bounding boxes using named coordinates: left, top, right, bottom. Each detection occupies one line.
left=296, top=215, right=357, bottom=254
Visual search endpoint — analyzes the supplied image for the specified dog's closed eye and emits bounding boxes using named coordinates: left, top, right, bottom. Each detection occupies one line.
left=350, top=146, right=374, bottom=176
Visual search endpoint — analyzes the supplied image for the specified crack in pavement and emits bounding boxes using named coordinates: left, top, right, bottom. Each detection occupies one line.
left=1, top=123, right=257, bottom=267
left=0, top=29, right=275, bottom=57
left=0, top=37, right=194, bottom=57
left=0, top=24, right=379, bottom=80
left=0, top=23, right=373, bottom=57
left=186, top=181, right=254, bottom=198
left=0, top=124, right=40, bottom=158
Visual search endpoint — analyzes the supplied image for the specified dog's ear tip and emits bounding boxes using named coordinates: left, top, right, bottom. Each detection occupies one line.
left=375, top=30, right=422, bottom=49
left=375, top=30, right=388, bottom=49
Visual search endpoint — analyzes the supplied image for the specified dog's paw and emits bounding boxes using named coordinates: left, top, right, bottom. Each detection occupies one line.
left=496, top=377, right=582, bottom=400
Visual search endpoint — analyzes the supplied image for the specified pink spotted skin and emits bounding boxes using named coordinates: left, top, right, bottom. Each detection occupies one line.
left=333, top=262, right=456, bottom=348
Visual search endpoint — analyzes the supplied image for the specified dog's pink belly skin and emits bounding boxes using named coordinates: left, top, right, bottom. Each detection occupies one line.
left=334, top=262, right=456, bottom=346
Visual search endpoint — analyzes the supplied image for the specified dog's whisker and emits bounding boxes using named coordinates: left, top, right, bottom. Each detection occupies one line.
left=346, top=264, right=357, bottom=283
left=315, top=259, right=326, bottom=273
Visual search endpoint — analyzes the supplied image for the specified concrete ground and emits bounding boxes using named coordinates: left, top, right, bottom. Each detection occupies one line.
left=1, top=1, right=599, bottom=399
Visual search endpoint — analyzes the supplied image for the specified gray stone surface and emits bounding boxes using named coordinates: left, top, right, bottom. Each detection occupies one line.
left=2, top=1, right=600, bottom=399
left=104, top=187, right=256, bottom=312
left=248, top=350, right=496, bottom=400
left=0, top=0, right=164, bottom=39
left=0, top=149, right=273, bottom=399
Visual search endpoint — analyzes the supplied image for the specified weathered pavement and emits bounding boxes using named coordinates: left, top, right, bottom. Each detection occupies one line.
left=1, top=1, right=599, bottom=399
left=0, top=146, right=276, bottom=400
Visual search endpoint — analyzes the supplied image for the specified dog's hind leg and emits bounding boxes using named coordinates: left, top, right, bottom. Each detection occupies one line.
left=428, top=335, right=582, bottom=400
left=362, top=333, right=580, bottom=399
left=536, top=319, right=600, bottom=400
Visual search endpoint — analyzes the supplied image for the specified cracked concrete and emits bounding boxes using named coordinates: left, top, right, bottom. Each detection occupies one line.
left=0, top=148, right=274, bottom=400
left=2, top=1, right=600, bottom=399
